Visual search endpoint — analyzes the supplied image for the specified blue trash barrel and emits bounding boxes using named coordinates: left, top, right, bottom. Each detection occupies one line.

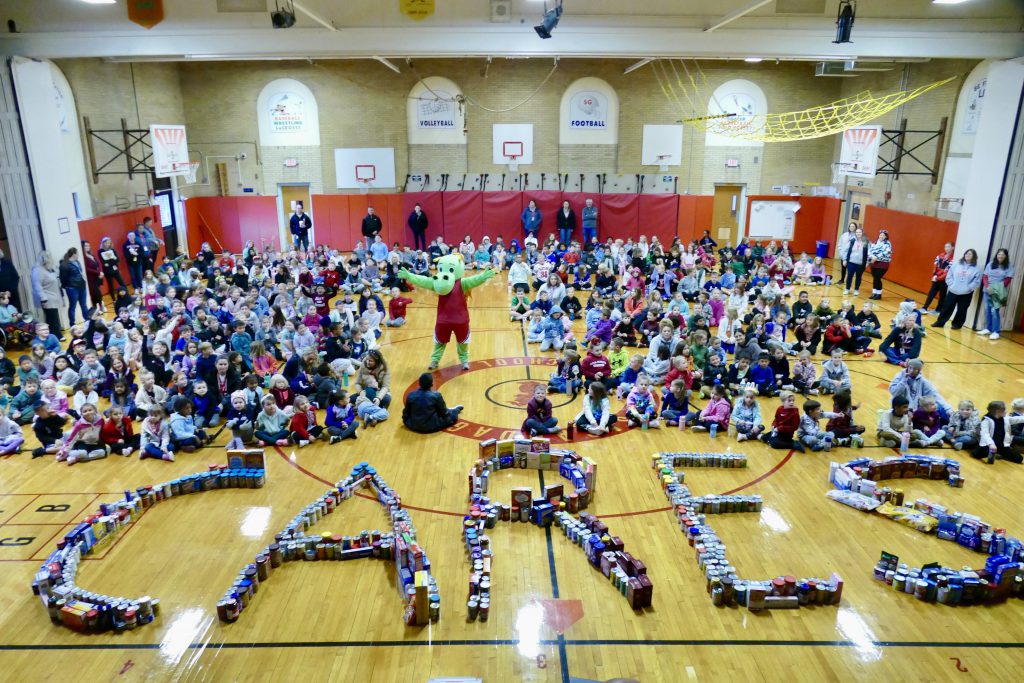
left=815, top=241, right=829, bottom=258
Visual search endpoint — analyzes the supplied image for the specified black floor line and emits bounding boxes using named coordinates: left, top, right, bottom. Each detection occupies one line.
left=539, top=469, right=571, bottom=683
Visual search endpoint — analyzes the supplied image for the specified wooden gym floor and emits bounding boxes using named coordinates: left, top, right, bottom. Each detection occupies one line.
left=1, top=267, right=1024, bottom=683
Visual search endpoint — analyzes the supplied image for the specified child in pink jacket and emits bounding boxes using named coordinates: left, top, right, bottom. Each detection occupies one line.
left=685, top=384, right=732, bottom=432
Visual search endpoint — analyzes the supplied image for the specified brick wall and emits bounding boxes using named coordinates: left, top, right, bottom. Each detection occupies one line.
left=834, top=59, right=979, bottom=216
left=56, top=59, right=185, bottom=214
left=56, top=57, right=977, bottom=219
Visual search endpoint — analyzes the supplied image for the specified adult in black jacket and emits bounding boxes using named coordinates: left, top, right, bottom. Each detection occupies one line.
left=59, top=247, right=90, bottom=325
left=361, top=207, right=383, bottom=240
left=407, top=204, right=429, bottom=251
left=0, top=247, right=21, bottom=310
left=402, top=373, right=463, bottom=434
left=556, top=200, right=576, bottom=246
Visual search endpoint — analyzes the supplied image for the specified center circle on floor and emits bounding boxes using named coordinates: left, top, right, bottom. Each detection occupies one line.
left=400, top=356, right=629, bottom=443
left=484, top=379, right=577, bottom=411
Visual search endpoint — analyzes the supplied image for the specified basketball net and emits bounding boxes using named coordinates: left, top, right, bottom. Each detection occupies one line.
left=507, top=156, right=519, bottom=173
left=358, top=179, right=371, bottom=195
left=184, top=162, right=200, bottom=185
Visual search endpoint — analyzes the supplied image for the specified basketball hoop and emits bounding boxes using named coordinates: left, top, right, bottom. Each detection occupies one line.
left=183, top=162, right=200, bottom=185
left=507, top=155, right=520, bottom=173
left=358, top=179, right=371, bottom=195
left=656, top=154, right=671, bottom=173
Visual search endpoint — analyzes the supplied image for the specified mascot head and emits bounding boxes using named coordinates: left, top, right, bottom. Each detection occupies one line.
left=430, top=253, right=466, bottom=296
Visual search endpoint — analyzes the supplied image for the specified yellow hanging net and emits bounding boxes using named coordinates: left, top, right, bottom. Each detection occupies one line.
left=653, top=59, right=955, bottom=143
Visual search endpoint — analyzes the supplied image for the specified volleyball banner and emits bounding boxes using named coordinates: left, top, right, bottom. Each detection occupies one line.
left=839, top=125, right=882, bottom=178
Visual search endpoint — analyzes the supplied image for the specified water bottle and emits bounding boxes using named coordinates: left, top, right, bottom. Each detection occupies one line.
left=566, top=421, right=575, bottom=441
left=825, top=276, right=832, bottom=286
left=710, top=424, right=718, bottom=439
left=900, top=432, right=910, bottom=453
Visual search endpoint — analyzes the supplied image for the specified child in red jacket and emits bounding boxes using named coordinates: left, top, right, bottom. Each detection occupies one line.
left=101, top=405, right=139, bottom=456
left=386, top=288, right=413, bottom=328
left=761, top=390, right=804, bottom=452
left=289, top=395, right=327, bottom=447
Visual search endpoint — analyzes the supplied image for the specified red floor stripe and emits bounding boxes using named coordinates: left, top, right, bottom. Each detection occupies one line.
left=720, top=451, right=794, bottom=495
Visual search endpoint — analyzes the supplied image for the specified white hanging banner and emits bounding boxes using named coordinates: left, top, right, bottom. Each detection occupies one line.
left=150, top=124, right=189, bottom=178
left=839, top=125, right=882, bottom=178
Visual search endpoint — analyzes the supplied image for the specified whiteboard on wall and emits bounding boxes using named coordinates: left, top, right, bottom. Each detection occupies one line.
left=641, top=125, right=683, bottom=166
left=334, top=148, right=396, bottom=189
left=748, top=200, right=800, bottom=240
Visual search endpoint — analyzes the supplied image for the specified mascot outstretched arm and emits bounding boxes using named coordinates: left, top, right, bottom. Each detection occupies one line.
left=399, top=254, right=495, bottom=370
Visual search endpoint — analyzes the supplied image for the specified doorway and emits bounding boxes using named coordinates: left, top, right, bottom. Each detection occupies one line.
left=279, top=184, right=311, bottom=248
left=842, top=188, right=872, bottom=241
left=712, top=184, right=745, bottom=245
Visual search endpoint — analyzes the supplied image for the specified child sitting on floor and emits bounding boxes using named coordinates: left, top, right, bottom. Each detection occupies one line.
left=797, top=399, right=837, bottom=452
left=731, top=387, right=764, bottom=442
left=57, top=403, right=107, bottom=465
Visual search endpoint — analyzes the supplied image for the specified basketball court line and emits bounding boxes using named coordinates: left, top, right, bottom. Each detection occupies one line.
left=1, top=638, right=1022, bottom=652
left=539, top=469, right=571, bottom=683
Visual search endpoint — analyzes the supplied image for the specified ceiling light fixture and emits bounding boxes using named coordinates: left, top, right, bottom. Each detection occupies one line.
left=833, top=0, right=856, bottom=44
left=932, top=0, right=973, bottom=4
left=271, top=0, right=296, bottom=29
left=534, top=0, right=563, bottom=39
left=80, top=0, right=117, bottom=4
left=745, top=57, right=764, bottom=63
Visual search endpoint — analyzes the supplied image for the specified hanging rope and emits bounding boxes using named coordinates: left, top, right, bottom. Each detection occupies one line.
left=407, top=60, right=559, bottom=113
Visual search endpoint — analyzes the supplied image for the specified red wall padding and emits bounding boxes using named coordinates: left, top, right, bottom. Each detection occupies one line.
left=401, top=192, right=446, bottom=245
left=638, top=194, right=679, bottom=245
left=310, top=195, right=351, bottom=250
left=78, top=206, right=160, bottom=284
left=677, top=195, right=715, bottom=245
left=524, top=190, right=563, bottom=242
left=442, top=191, right=484, bottom=245
left=862, top=205, right=959, bottom=294
left=481, top=191, right=523, bottom=242
left=185, top=197, right=278, bottom=255
left=600, top=194, right=640, bottom=242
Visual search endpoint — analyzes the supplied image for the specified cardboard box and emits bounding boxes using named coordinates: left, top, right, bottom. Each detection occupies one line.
left=510, top=487, right=533, bottom=511
left=479, top=439, right=497, bottom=459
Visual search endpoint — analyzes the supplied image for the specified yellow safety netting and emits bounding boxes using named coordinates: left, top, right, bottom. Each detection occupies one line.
left=653, top=59, right=955, bottom=143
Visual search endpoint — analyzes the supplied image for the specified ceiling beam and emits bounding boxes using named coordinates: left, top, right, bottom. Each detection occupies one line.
left=704, top=0, right=775, bottom=33
left=1, top=26, right=1020, bottom=61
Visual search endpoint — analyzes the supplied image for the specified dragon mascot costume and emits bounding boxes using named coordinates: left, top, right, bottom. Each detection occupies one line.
left=399, top=254, right=495, bottom=370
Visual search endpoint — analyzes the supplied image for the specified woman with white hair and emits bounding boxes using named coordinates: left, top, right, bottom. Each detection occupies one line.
left=31, top=251, right=63, bottom=339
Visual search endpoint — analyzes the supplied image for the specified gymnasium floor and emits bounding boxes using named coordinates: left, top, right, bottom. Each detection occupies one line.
left=1, top=268, right=1023, bottom=683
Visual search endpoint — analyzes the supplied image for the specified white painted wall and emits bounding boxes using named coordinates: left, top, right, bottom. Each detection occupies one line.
left=955, top=60, right=1024, bottom=261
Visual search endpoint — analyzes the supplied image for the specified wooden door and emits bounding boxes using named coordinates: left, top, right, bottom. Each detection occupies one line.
left=712, top=184, right=743, bottom=245
left=842, top=189, right=871, bottom=240
left=280, top=184, right=311, bottom=246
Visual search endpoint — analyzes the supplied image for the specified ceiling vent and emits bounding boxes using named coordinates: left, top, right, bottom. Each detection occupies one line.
left=816, top=62, right=859, bottom=77
left=491, top=0, right=512, bottom=23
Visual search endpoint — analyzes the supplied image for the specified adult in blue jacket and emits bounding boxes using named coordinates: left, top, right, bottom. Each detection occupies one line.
left=521, top=200, right=542, bottom=238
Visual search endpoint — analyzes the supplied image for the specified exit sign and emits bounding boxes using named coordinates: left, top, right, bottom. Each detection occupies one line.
left=725, top=159, right=740, bottom=168
left=284, top=158, right=299, bottom=167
